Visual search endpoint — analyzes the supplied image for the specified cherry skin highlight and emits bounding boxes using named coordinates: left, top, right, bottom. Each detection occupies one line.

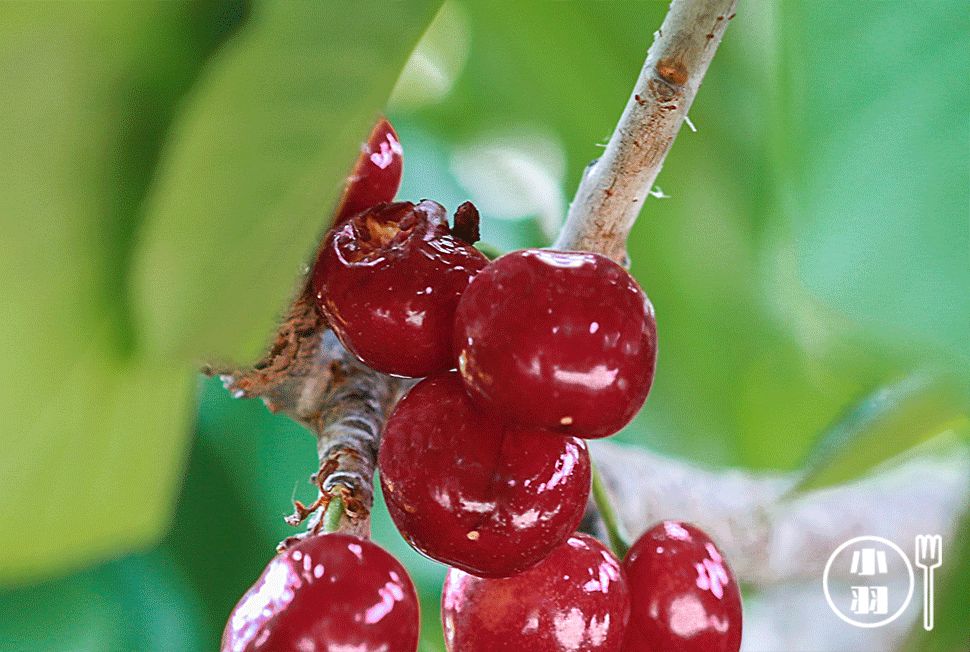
left=334, top=117, right=403, bottom=224
left=378, top=372, right=591, bottom=578
left=314, top=200, right=488, bottom=377
left=221, top=533, right=419, bottom=652
left=454, top=248, right=657, bottom=438
left=441, top=533, right=630, bottom=652
left=622, top=521, right=742, bottom=652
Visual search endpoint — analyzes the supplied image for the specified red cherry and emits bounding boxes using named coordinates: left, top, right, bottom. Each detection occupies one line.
left=622, top=521, right=742, bottom=652
left=378, top=372, right=591, bottom=578
left=441, top=533, right=629, bottom=652
left=454, top=249, right=657, bottom=438
left=335, top=117, right=403, bottom=224
left=222, top=533, right=419, bottom=652
left=313, top=201, right=488, bottom=377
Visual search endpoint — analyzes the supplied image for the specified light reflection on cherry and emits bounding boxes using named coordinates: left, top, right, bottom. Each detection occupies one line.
left=222, top=534, right=419, bottom=652
left=379, top=372, right=592, bottom=578
left=335, top=117, right=404, bottom=224
left=622, top=521, right=742, bottom=652
left=441, top=533, right=629, bottom=651
left=454, top=248, right=657, bottom=438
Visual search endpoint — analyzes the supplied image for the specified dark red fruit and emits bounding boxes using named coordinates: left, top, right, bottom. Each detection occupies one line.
left=454, top=249, right=657, bottom=438
left=442, top=533, right=629, bottom=652
left=335, top=117, right=403, bottom=224
left=222, top=533, right=419, bottom=652
left=622, top=521, right=742, bottom=652
left=314, top=200, right=488, bottom=377
left=379, top=372, right=591, bottom=577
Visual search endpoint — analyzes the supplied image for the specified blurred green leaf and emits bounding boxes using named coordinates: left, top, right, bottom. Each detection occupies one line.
left=166, top=410, right=307, bottom=649
left=0, top=351, right=195, bottom=583
left=193, top=376, right=319, bottom=544
left=792, top=374, right=969, bottom=493
left=0, top=550, right=206, bottom=652
left=780, top=1, right=970, bottom=362
left=0, top=2, right=235, bottom=583
left=132, top=1, right=442, bottom=363
left=0, top=0, right=441, bottom=583
left=419, top=594, right=448, bottom=652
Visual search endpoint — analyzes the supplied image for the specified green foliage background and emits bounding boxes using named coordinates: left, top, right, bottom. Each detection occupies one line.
left=0, top=1, right=967, bottom=650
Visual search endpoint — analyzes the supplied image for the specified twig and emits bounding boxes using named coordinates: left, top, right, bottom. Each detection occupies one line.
left=554, top=0, right=738, bottom=264
left=590, top=440, right=970, bottom=586
left=214, top=294, right=401, bottom=542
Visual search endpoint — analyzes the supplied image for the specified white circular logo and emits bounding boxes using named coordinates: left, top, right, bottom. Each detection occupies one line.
left=823, top=535, right=914, bottom=628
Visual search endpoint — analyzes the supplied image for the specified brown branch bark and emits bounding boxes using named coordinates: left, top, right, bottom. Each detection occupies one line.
left=211, top=294, right=402, bottom=541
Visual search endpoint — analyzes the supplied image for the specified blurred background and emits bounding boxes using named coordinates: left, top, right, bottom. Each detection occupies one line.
left=0, top=1, right=967, bottom=650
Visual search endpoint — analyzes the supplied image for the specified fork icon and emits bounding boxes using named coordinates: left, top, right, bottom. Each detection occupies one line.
left=914, top=534, right=943, bottom=631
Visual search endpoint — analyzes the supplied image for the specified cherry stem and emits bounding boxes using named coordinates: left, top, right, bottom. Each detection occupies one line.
left=322, top=494, right=345, bottom=534
left=474, top=242, right=504, bottom=260
left=591, top=464, right=631, bottom=559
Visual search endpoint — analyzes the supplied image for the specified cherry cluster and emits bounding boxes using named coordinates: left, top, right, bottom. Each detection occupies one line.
left=222, top=120, right=741, bottom=652
left=314, top=137, right=658, bottom=581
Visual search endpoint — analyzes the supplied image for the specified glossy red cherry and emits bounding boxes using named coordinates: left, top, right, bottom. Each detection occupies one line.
left=442, top=533, right=629, bottom=651
left=454, top=249, right=657, bottom=438
left=314, top=200, right=488, bottom=377
left=622, top=521, right=742, bottom=652
left=334, top=117, right=403, bottom=224
left=379, top=372, right=591, bottom=577
left=222, top=533, right=419, bottom=652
